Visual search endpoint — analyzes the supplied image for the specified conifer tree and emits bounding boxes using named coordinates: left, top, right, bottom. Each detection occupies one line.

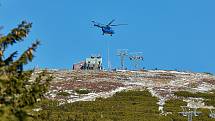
left=0, top=21, right=51, bottom=121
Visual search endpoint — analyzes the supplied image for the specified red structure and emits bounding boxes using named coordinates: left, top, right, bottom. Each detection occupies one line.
left=72, top=61, right=85, bottom=70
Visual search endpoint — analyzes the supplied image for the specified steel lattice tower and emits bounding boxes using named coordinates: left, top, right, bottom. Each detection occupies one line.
left=129, top=52, right=144, bottom=70
left=117, top=49, right=128, bottom=70
left=179, top=106, right=202, bottom=121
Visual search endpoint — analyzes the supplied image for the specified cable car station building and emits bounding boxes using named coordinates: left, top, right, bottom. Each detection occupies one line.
left=73, top=55, right=102, bottom=70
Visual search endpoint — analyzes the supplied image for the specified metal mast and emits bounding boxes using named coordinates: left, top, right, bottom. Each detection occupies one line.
left=117, top=49, right=128, bottom=70
left=107, top=40, right=111, bottom=71
left=0, top=26, right=3, bottom=37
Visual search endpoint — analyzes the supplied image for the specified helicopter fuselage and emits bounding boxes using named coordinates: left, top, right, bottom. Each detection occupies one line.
left=102, top=26, right=115, bottom=35
left=92, top=19, right=126, bottom=36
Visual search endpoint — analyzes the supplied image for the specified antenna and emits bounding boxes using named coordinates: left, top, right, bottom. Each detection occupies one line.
left=129, top=52, right=144, bottom=70
left=107, top=40, right=111, bottom=71
left=179, top=106, right=202, bottom=121
left=0, top=26, right=3, bottom=37
left=117, top=49, right=128, bottom=70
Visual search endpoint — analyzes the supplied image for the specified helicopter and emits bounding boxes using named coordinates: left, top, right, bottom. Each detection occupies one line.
left=91, top=19, right=127, bottom=36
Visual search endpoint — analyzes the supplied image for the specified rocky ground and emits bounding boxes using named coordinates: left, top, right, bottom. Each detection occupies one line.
left=32, top=69, right=215, bottom=110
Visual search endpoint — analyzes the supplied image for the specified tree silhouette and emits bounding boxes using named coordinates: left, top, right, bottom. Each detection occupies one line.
left=0, top=21, right=51, bottom=121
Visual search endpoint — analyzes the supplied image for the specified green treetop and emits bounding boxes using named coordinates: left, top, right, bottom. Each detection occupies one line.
left=0, top=21, right=51, bottom=121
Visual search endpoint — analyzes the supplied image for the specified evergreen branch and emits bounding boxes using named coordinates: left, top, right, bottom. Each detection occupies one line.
left=0, top=20, right=50, bottom=121
left=0, top=26, right=3, bottom=59
left=0, top=21, right=32, bottom=51
left=17, top=40, right=40, bottom=65
left=4, top=51, right=18, bottom=66
left=8, top=40, right=40, bottom=72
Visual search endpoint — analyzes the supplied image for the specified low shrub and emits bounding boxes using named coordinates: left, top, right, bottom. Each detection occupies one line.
left=75, top=89, right=91, bottom=94
left=57, top=91, right=70, bottom=96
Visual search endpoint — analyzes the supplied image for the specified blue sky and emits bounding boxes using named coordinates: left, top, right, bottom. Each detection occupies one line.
left=0, top=0, right=215, bottom=73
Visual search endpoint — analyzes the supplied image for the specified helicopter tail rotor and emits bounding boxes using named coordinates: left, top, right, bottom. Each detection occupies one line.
left=91, top=21, right=96, bottom=24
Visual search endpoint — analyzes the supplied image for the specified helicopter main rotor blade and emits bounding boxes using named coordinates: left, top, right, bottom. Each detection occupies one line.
left=107, top=19, right=115, bottom=26
left=110, top=24, right=128, bottom=26
left=91, top=21, right=104, bottom=28
left=91, top=21, right=101, bottom=25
